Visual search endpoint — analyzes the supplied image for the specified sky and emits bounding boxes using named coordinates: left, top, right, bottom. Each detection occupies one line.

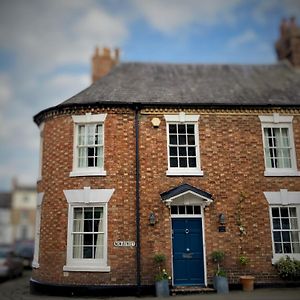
left=0, top=0, right=300, bottom=191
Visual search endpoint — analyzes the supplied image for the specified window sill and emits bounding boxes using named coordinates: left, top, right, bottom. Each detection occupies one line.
left=63, top=265, right=111, bottom=272
left=271, top=254, right=300, bottom=264
left=70, top=169, right=107, bottom=177
left=264, top=170, right=300, bottom=177
left=166, top=169, right=204, bottom=176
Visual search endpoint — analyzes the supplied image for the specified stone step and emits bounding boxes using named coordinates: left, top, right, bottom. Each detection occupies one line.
left=170, top=286, right=216, bottom=296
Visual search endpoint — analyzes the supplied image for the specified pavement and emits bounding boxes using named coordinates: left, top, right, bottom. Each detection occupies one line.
left=0, top=271, right=300, bottom=300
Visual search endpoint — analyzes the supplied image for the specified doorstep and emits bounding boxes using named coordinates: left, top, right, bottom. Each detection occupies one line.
left=170, top=286, right=215, bottom=296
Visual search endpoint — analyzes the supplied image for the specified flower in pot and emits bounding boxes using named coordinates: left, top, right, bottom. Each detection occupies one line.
left=154, top=253, right=170, bottom=297
left=238, top=254, right=255, bottom=292
left=211, top=251, right=229, bottom=294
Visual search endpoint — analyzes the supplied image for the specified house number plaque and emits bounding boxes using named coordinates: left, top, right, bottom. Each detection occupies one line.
left=114, top=241, right=136, bottom=247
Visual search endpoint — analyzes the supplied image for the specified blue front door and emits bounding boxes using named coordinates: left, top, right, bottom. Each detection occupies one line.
left=172, top=218, right=204, bottom=286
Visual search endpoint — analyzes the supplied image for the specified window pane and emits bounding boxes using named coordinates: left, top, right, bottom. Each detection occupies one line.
left=188, top=135, right=195, bottom=145
left=290, top=207, right=297, bottom=218
left=169, top=124, right=177, bottom=133
left=283, top=243, right=292, bottom=253
left=273, top=231, right=281, bottom=242
left=84, top=208, right=93, bottom=219
left=273, top=218, right=281, bottom=229
left=83, top=246, right=93, bottom=258
left=194, top=206, right=201, bottom=214
left=179, top=147, right=187, bottom=156
left=178, top=124, right=186, bottom=134
left=280, top=207, right=289, bottom=217
left=169, top=135, right=177, bottom=145
left=179, top=206, right=185, bottom=214
left=74, top=208, right=83, bottom=219
left=187, top=125, right=194, bottom=134
left=274, top=243, right=282, bottom=253
left=282, top=231, right=291, bottom=242
left=170, top=147, right=177, bottom=156
left=188, top=158, right=196, bottom=167
left=179, top=135, right=186, bottom=145
left=291, top=231, right=300, bottom=242
left=188, top=147, right=196, bottom=156
left=292, top=243, right=300, bottom=253
left=179, top=158, right=187, bottom=167
left=281, top=218, right=290, bottom=229
left=291, top=219, right=298, bottom=229
left=170, top=158, right=178, bottom=167
left=186, top=206, right=193, bottom=214
left=171, top=206, right=178, bottom=214
left=272, top=207, right=279, bottom=217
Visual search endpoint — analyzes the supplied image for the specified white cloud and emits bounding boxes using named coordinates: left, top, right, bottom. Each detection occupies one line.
left=0, top=73, right=12, bottom=109
left=132, top=0, right=241, bottom=34
left=227, top=29, right=258, bottom=49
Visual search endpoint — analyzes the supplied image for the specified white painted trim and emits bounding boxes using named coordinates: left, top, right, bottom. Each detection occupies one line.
left=63, top=265, right=111, bottom=272
left=170, top=210, right=207, bottom=286
left=71, top=113, right=107, bottom=177
left=164, top=190, right=213, bottom=207
left=164, top=113, right=200, bottom=123
left=259, top=114, right=293, bottom=124
left=32, top=192, right=44, bottom=269
left=166, top=169, right=204, bottom=176
left=69, top=169, right=107, bottom=177
left=264, top=190, right=300, bottom=263
left=264, top=190, right=300, bottom=205
left=63, top=187, right=114, bottom=272
left=72, top=113, right=107, bottom=124
left=63, top=187, right=114, bottom=204
left=259, top=114, right=299, bottom=176
left=165, top=113, right=203, bottom=175
left=37, top=122, right=44, bottom=181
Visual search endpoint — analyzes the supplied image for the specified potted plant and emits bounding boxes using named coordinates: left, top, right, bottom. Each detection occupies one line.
left=239, top=254, right=255, bottom=292
left=154, top=253, right=170, bottom=297
left=211, top=251, right=229, bottom=294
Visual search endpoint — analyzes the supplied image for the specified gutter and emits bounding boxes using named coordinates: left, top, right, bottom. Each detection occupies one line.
left=134, top=105, right=141, bottom=295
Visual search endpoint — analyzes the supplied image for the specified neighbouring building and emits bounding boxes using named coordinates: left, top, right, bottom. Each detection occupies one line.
left=0, top=192, right=13, bottom=245
left=11, top=179, right=37, bottom=242
left=31, top=20, right=300, bottom=296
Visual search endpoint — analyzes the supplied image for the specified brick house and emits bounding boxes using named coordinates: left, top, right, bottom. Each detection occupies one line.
left=31, top=20, right=300, bottom=295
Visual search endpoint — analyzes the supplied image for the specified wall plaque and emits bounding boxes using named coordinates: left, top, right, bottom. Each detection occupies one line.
left=114, top=241, right=136, bottom=247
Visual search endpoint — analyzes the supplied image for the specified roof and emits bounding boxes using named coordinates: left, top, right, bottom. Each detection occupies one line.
left=160, top=183, right=213, bottom=202
left=34, top=61, right=300, bottom=123
left=0, top=192, right=11, bottom=209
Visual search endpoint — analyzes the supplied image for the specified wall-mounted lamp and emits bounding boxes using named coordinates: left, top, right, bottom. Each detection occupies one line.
left=218, top=213, right=226, bottom=232
left=219, top=213, right=226, bottom=225
left=149, top=212, right=156, bottom=225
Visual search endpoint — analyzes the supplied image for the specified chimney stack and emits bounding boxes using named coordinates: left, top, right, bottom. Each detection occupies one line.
left=91, top=47, right=120, bottom=83
left=275, top=17, right=300, bottom=67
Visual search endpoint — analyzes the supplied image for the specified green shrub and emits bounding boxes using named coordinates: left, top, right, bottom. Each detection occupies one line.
left=275, top=256, right=300, bottom=280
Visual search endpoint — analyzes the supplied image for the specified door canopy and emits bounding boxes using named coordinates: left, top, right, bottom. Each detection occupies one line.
left=160, top=183, right=213, bottom=207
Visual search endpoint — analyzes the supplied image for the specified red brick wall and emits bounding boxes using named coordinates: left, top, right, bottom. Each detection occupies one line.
left=33, top=107, right=300, bottom=286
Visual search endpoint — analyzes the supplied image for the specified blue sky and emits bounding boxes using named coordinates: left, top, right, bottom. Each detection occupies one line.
left=0, top=0, right=300, bottom=190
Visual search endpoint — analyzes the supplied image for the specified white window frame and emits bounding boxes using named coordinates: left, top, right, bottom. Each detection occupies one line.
left=32, top=192, right=44, bottom=268
left=164, top=113, right=203, bottom=176
left=63, top=187, right=114, bottom=272
left=259, top=114, right=300, bottom=176
left=264, top=189, right=300, bottom=263
left=37, top=122, right=44, bottom=181
left=70, top=113, right=107, bottom=177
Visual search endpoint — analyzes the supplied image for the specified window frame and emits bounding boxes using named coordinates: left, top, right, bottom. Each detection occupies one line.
left=264, top=189, right=300, bottom=263
left=259, top=114, right=300, bottom=176
left=164, top=113, right=203, bottom=176
left=269, top=205, right=300, bottom=262
left=63, top=187, right=114, bottom=272
left=32, top=192, right=43, bottom=268
left=70, top=113, right=107, bottom=177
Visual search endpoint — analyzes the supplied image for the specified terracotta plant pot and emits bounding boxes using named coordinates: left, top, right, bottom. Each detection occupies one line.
left=240, top=275, right=255, bottom=292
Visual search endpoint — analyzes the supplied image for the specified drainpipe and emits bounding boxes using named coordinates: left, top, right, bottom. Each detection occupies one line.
left=134, top=106, right=141, bottom=295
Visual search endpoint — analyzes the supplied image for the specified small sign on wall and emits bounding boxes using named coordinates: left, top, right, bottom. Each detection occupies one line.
left=114, top=241, right=136, bottom=247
